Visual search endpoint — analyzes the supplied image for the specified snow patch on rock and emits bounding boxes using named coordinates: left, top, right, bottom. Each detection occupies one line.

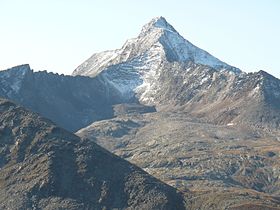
left=72, top=17, right=241, bottom=104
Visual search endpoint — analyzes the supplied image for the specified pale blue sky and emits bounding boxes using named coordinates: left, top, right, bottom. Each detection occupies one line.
left=0, top=0, right=279, bottom=78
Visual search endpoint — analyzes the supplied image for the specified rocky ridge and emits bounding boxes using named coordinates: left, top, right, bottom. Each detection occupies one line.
left=0, top=64, right=129, bottom=132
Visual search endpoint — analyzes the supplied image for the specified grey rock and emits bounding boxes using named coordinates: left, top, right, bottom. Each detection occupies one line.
left=0, top=64, right=130, bottom=132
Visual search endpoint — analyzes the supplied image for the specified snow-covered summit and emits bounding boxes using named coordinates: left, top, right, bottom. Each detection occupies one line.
left=137, top=17, right=240, bottom=73
left=140, top=16, right=177, bottom=36
left=73, top=17, right=240, bottom=76
left=72, top=17, right=241, bottom=103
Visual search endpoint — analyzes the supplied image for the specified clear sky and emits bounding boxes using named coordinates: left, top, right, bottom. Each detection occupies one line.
left=0, top=0, right=279, bottom=78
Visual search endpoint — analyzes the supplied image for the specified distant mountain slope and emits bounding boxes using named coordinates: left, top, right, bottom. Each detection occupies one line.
left=0, top=64, right=129, bottom=132
left=140, top=61, right=280, bottom=129
left=0, top=98, right=185, bottom=210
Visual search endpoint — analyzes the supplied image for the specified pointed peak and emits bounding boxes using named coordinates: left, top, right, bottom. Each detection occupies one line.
left=150, top=16, right=168, bottom=26
left=258, top=70, right=270, bottom=76
left=140, top=16, right=177, bottom=36
left=4, top=64, right=32, bottom=75
left=14, top=64, right=31, bottom=70
left=257, top=70, right=279, bottom=81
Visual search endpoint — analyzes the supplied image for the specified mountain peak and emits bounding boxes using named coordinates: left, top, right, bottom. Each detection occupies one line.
left=140, top=16, right=177, bottom=36
left=73, top=17, right=241, bottom=103
left=11, top=64, right=30, bottom=70
left=6, top=64, right=31, bottom=75
left=150, top=16, right=173, bottom=29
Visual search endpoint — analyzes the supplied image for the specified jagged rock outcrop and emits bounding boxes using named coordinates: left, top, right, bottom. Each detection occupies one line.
left=0, top=64, right=127, bottom=132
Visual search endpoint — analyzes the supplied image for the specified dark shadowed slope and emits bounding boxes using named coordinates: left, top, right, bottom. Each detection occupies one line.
left=0, top=64, right=129, bottom=132
left=0, top=98, right=185, bottom=210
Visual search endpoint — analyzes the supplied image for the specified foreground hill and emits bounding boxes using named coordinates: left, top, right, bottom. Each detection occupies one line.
left=0, top=98, right=184, bottom=210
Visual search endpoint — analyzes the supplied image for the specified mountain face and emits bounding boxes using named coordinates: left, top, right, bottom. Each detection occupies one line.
left=73, top=17, right=240, bottom=77
left=0, top=64, right=129, bottom=132
left=143, top=62, right=280, bottom=129
left=0, top=98, right=185, bottom=210
left=73, top=17, right=240, bottom=103
left=72, top=17, right=280, bottom=130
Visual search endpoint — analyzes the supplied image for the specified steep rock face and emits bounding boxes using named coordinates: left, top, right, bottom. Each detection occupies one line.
left=73, top=17, right=240, bottom=103
left=0, top=98, right=185, bottom=210
left=142, top=62, right=280, bottom=129
left=73, top=17, right=240, bottom=77
left=0, top=64, right=130, bottom=132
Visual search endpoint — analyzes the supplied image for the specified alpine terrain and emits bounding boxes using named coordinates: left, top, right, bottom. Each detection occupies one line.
left=0, top=64, right=128, bottom=132
left=0, top=16, right=280, bottom=209
left=74, top=17, right=280, bottom=209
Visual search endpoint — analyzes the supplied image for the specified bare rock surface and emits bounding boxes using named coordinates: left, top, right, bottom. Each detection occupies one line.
left=77, top=111, right=280, bottom=209
left=73, top=17, right=280, bottom=131
left=0, top=98, right=185, bottom=210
